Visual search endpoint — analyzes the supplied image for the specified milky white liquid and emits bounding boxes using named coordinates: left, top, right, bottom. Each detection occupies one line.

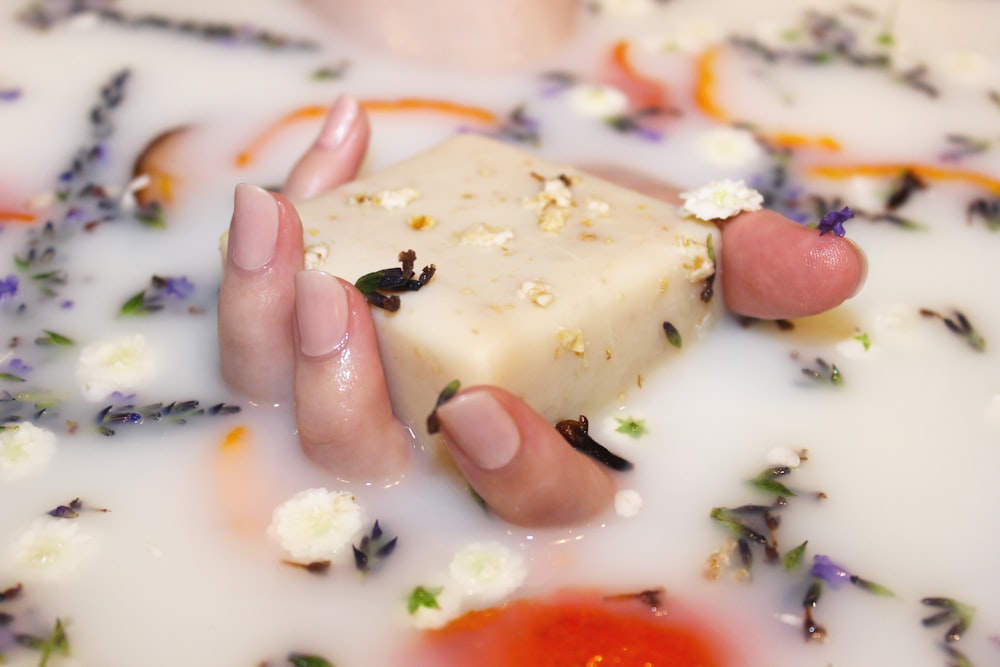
left=1, top=1, right=999, bottom=665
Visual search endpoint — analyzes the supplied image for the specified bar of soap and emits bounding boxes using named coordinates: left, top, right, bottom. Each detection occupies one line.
left=295, top=135, right=721, bottom=437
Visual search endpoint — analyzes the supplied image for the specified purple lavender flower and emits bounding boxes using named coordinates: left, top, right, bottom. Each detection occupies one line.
left=6, top=358, right=32, bottom=375
left=0, top=88, right=22, bottom=102
left=161, top=276, right=194, bottom=299
left=818, top=206, right=854, bottom=237
left=810, top=554, right=851, bottom=588
left=0, top=274, right=18, bottom=302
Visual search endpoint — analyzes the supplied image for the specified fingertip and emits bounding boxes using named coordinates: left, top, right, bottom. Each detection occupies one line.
left=294, top=270, right=349, bottom=358
left=720, top=210, right=868, bottom=319
left=436, top=387, right=616, bottom=527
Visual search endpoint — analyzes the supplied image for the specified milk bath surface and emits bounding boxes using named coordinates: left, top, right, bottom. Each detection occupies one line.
left=295, top=135, right=721, bottom=435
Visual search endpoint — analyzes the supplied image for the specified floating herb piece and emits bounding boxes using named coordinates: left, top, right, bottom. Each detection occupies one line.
left=407, top=585, right=443, bottom=614
left=783, top=541, right=808, bottom=572
left=885, top=170, right=927, bottom=211
left=922, top=597, right=976, bottom=642
left=614, top=416, right=647, bottom=439
left=966, top=197, right=1000, bottom=231
left=853, top=331, right=871, bottom=350
left=355, top=249, right=435, bottom=312
left=288, top=654, right=335, bottom=667
left=352, top=520, right=398, bottom=574
left=34, top=330, right=74, bottom=347
left=94, top=399, right=240, bottom=436
left=426, top=379, right=460, bottom=435
left=311, top=61, right=350, bottom=81
left=16, top=617, right=70, bottom=667
left=555, top=415, right=633, bottom=471
left=800, top=356, right=843, bottom=385
left=802, top=579, right=828, bottom=642
left=47, top=498, right=82, bottom=518
left=604, top=587, right=666, bottom=614
left=18, top=3, right=319, bottom=51
left=0, top=583, right=22, bottom=602
left=939, top=134, right=992, bottom=163
left=119, top=275, right=196, bottom=316
left=282, top=560, right=331, bottom=575
left=749, top=467, right=797, bottom=497
left=815, top=205, right=854, bottom=237
left=662, top=322, right=682, bottom=348
left=919, top=309, right=986, bottom=352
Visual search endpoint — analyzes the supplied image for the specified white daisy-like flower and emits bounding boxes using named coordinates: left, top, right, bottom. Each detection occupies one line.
left=449, top=541, right=527, bottom=605
left=0, top=421, right=57, bottom=480
left=408, top=586, right=464, bottom=630
left=267, top=488, right=363, bottom=561
left=695, top=126, right=764, bottom=167
left=565, top=83, right=629, bottom=119
left=765, top=446, right=801, bottom=469
left=942, top=51, right=996, bottom=87
left=11, top=517, right=96, bottom=580
left=614, top=489, right=644, bottom=518
left=679, top=179, right=764, bottom=221
left=76, top=333, right=157, bottom=402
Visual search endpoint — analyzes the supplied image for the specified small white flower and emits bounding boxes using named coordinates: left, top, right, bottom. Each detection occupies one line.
left=614, top=489, right=643, bottom=518
left=76, top=333, right=157, bottom=402
left=449, top=541, right=526, bottom=605
left=11, top=517, right=96, bottom=580
left=267, top=488, right=363, bottom=561
left=942, top=51, right=996, bottom=87
left=765, top=446, right=801, bottom=469
left=679, top=179, right=763, bottom=221
left=0, top=421, right=57, bottom=480
left=695, top=126, right=764, bottom=167
left=565, top=84, right=629, bottom=119
left=408, top=586, right=464, bottom=630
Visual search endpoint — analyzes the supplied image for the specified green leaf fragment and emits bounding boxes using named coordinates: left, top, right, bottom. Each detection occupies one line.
left=783, top=541, right=808, bottom=571
left=0, top=372, right=26, bottom=382
left=119, top=290, right=148, bottom=315
left=288, top=654, right=335, bottom=667
left=749, top=469, right=796, bottom=497
left=407, top=585, right=443, bottom=614
left=615, top=416, right=648, bottom=439
left=851, top=576, right=894, bottom=597
left=35, top=330, right=74, bottom=346
left=354, top=270, right=386, bottom=296
left=853, top=332, right=871, bottom=351
left=706, top=233, right=716, bottom=263
left=662, top=322, right=682, bottom=349
left=35, top=618, right=69, bottom=667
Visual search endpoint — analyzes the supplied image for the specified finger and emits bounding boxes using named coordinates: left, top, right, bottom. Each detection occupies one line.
left=720, top=209, right=868, bottom=319
left=292, top=270, right=411, bottom=482
left=578, top=163, right=682, bottom=204
left=218, top=184, right=305, bottom=402
left=282, top=95, right=370, bottom=200
left=435, top=387, right=616, bottom=527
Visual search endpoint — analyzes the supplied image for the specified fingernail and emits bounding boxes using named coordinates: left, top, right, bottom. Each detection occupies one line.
left=230, top=183, right=279, bottom=271
left=295, top=270, right=350, bottom=357
left=847, top=239, right=868, bottom=298
left=316, top=95, right=361, bottom=150
left=437, top=391, right=520, bottom=470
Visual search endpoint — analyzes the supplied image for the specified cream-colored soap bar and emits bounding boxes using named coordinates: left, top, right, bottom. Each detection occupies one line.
left=295, top=135, right=721, bottom=437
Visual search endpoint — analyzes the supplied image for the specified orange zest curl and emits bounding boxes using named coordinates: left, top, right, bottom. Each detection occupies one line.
left=0, top=210, right=36, bottom=225
left=694, top=46, right=729, bottom=122
left=808, top=163, right=1000, bottom=196
left=235, top=98, right=498, bottom=168
left=606, top=39, right=670, bottom=110
left=770, top=132, right=842, bottom=152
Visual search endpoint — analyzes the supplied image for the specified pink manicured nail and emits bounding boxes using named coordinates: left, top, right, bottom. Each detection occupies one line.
left=848, top=239, right=868, bottom=298
left=316, top=95, right=361, bottom=150
left=295, top=270, right=350, bottom=357
left=437, top=391, right=520, bottom=470
left=230, top=183, right=279, bottom=271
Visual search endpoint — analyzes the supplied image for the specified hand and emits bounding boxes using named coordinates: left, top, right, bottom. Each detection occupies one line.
left=217, top=96, right=867, bottom=526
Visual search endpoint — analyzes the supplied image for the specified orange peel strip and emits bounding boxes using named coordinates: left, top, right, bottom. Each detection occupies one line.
left=0, top=210, right=37, bottom=224
left=607, top=40, right=670, bottom=110
left=770, top=132, right=842, bottom=152
left=808, top=163, right=1000, bottom=196
left=694, top=46, right=729, bottom=123
left=211, top=425, right=274, bottom=539
left=694, top=47, right=842, bottom=151
left=235, top=98, right=498, bottom=168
